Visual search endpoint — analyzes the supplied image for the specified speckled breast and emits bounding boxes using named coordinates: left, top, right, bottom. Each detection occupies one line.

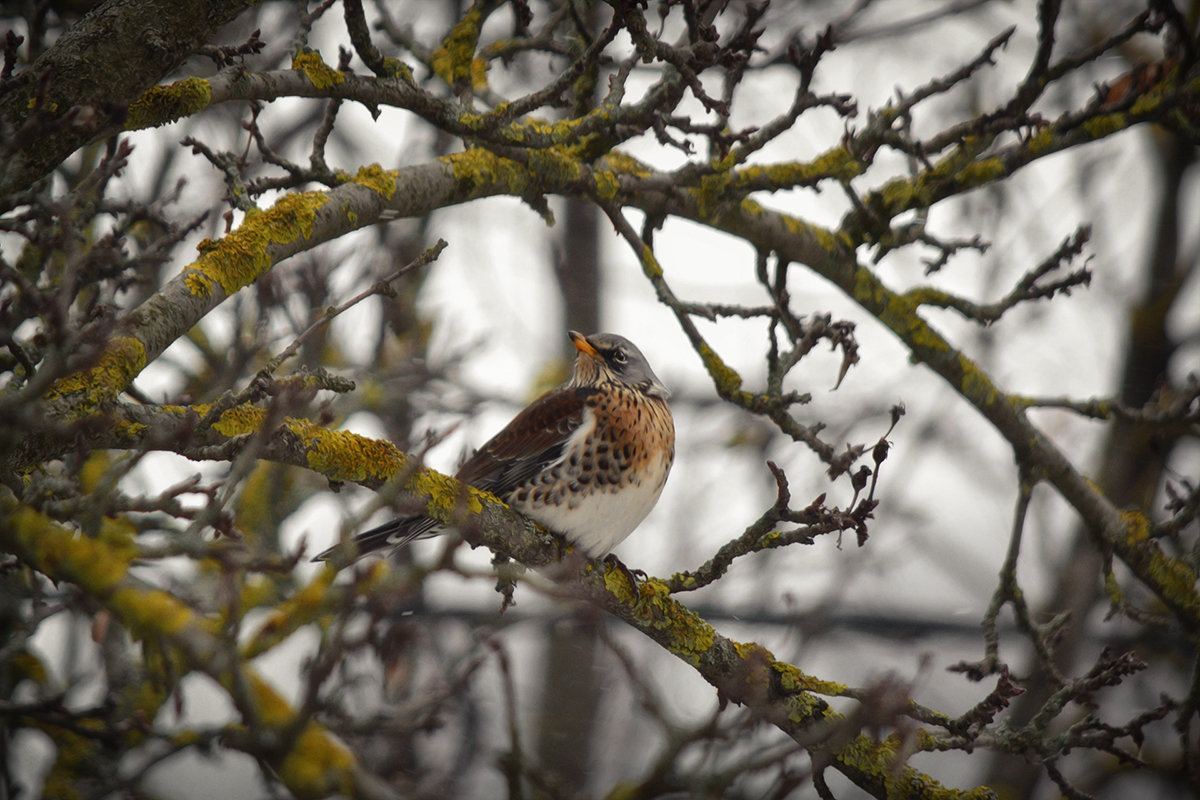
left=508, top=385, right=675, bottom=556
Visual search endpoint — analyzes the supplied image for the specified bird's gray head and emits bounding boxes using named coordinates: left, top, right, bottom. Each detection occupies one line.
left=568, top=331, right=670, bottom=399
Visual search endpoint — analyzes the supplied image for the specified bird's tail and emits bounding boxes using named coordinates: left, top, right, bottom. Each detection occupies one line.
left=311, top=515, right=443, bottom=563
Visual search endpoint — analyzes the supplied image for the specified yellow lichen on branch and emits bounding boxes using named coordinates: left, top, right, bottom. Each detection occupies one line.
left=0, top=492, right=370, bottom=799
left=287, top=418, right=405, bottom=483
left=1, top=495, right=209, bottom=647
left=349, top=163, right=399, bottom=199
left=626, top=579, right=717, bottom=667
left=431, top=5, right=487, bottom=90
left=697, top=341, right=744, bottom=398
left=44, top=336, right=147, bottom=417
left=602, top=584, right=993, bottom=798
left=185, top=192, right=328, bottom=298
left=292, top=50, right=344, bottom=89
left=125, top=77, right=212, bottom=129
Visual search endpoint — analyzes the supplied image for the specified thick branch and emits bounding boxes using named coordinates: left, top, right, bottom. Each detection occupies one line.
left=0, top=0, right=252, bottom=194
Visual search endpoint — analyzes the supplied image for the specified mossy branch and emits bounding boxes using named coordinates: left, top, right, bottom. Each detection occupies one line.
left=0, top=490, right=396, bottom=800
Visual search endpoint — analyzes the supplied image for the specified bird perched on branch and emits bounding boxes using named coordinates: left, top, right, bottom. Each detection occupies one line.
left=315, top=331, right=674, bottom=563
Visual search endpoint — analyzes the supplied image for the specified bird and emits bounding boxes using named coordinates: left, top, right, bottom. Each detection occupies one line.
left=315, top=331, right=674, bottom=563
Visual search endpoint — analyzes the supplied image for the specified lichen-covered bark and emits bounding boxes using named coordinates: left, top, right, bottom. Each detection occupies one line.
left=0, top=492, right=394, bottom=800
left=0, top=0, right=254, bottom=194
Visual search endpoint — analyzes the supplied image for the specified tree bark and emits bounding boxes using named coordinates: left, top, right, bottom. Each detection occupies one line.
left=0, top=0, right=251, bottom=194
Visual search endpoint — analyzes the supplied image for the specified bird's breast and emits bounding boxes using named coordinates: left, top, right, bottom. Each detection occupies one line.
left=505, top=389, right=674, bottom=557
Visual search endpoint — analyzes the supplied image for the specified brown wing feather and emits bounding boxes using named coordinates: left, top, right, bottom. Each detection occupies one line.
left=456, top=387, right=594, bottom=496
left=312, top=386, right=595, bottom=563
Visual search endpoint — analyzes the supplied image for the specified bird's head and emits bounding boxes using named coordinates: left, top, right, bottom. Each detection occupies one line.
left=567, top=331, right=670, bottom=399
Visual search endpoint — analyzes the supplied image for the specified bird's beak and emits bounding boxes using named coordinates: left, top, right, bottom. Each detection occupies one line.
left=569, top=330, right=600, bottom=359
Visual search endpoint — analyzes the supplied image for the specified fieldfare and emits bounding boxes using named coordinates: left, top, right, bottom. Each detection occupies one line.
left=315, top=331, right=674, bottom=562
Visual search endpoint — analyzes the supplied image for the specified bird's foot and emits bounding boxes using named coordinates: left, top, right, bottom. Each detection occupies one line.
left=603, top=553, right=646, bottom=594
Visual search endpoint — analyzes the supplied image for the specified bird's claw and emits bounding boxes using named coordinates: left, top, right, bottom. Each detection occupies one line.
left=603, top=553, right=645, bottom=594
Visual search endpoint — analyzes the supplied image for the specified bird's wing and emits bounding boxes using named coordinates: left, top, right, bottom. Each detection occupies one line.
left=456, top=386, right=594, bottom=495
left=312, top=387, right=593, bottom=563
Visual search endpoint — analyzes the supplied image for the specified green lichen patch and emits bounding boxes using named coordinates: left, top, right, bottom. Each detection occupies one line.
left=431, top=5, right=485, bottom=88
left=382, top=57, right=414, bottom=83
left=1083, top=113, right=1125, bottom=139
left=527, top=146, right=583, bottom=184
left=288, top=419, right=405, bottom=484
left=243, top=672, right=294, bottom=727
left=1120, top=534, right=1200, bottom=625
left=240, top=672, right=360, bottom=798
left=242, top=569, right=338, bottom=659
left=956, top=354, right=1001, bottom=407
left=630, top=580, right=717, bottom=667
left=125, top=77, right=212, bottom=130
left=876, top=177, right=926, bottom=217
left=7, top=503, right=130, bottom=595
left=109, top=586, right=197, bottom=641
left=806, top=146, right=864, bottom=182
left=1025, top=127, right=1056, bottom=154
left=468, top=56, right=489, bottom=90
left=772, top=659, right=847, bottom=697
left=1121, top=509, right=1151, bottom=543
left=350, top=163, right=399, bottom=200
left=954, top=157, right=1006, bottom=187
left=409, top=466, right=487, bottom=524
left=853, top=266, right=905, bottom=320
left=639, top=244, right=663, bottom=279
left=276, top=721, right=357, bottom=799
left=292, top=50, right=344, bottom=89
left=693, top=169, right=733, bottom=219
left=206, top=403, right=266, bottom=437
left=443, top=148, right=532, bottom=197
left=185, top=192, right=328, bottom=298
left=592, top=169, right=621, bottom=200
left=698, top=342, right=743, bottom=397
left=809, top=219, right=856, bottom=255
left=601, top=151, right=654, bottom=179
left=45, top=336, right=147, bottom=413
left=734, top=148, right=865, bottom=195
left=509, top=112, right=595, bottom=144
left=195, top=402, right=408, bottom=487
left=2, top=501, right=197, bottom=652
left=837, top=734, right=971, bottom=799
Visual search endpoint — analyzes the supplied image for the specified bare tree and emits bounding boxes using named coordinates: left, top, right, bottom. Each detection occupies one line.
left=1, top=1, right=1197, bottom=798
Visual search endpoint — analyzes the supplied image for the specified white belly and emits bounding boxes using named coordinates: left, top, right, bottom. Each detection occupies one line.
left=527, top=464, right=670, bottom=557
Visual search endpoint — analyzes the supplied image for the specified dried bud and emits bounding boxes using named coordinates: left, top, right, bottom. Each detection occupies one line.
left=851, top=466, right=871, bottom=493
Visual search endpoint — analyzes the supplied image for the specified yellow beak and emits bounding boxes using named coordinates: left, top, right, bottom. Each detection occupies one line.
left=569, top=330, right=600, bottom=358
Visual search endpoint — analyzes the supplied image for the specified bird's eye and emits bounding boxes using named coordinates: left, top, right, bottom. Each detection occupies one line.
left=610, top=349, right=628, bottom=366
